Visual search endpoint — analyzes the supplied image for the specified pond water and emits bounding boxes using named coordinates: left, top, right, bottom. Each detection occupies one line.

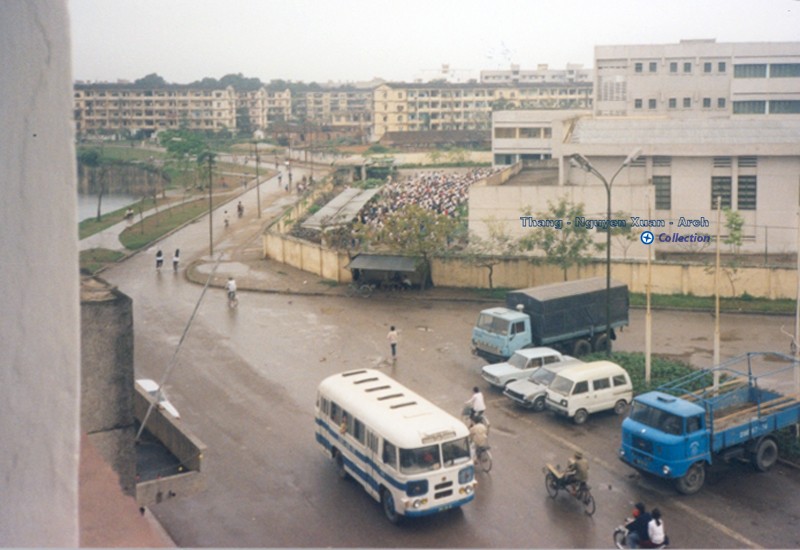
left=78, top=194, right=138, bottom=222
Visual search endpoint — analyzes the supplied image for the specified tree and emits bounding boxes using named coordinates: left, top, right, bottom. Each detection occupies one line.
left=464, top=218, right=522, bottom=289
left=519, top=198, right=602, bottom=280
left=133, top=73, right=167, bottom=88
left=722, top=208, right=745, bottom=295
left=610, top=210, right=642, bottom=259
left=77, top=149, right=108, bottom=222
left=357, top=205, right=459, bottom=290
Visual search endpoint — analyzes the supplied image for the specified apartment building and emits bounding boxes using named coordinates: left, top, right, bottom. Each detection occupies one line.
left=594, top=39, right=800, bottom=117
left=73, top=83, right=238, bottom=136
left=372, top=81, right=592, bottom=140
left=238, top=88, right=292, bottom=129
left=481, top=63, right=592, bottom=85
left=292, top=87, right=373, bottom=133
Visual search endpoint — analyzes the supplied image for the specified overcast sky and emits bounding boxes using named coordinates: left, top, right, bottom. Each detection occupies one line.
left=69, top=0, right=800, bottom=85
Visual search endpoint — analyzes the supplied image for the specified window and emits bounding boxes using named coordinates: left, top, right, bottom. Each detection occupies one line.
left=512, top=321, right=525, bottom=335
left=669, top=62, right=678, bottom=73
left=703, top=98, right=711, bottom=108
left=572, top=381, right=589, bottom=395
left=713, top=157, right=732, bottom=167
left=649, top=62, right=657, bottom=73
left=711, top=177, right=732, bottom=209
left=353, top=418, right=366, bottom=444
left=704, top=62, right=712, bottom=73
left=687, top=416, right=702, bottom=433
left=718, top=62, right=727, bottom=73
left=544, top=355, right=560, bottom=365
left=592, top=378, right=610, bottom=391
left=520, top=127, right=542, bottom=138
left=653, top=176, right=672, bottom=210
left=734, top=64, right=767, bottom=78
left=770, top=100, right=800, bottom=114
left=733, top=100, right=767, bottom=114
left=738, top=156, right=757, bottom=168
left=770, top=63, right=800, bottom=77
left=738, top=176, right=757, bottom=210
left=494, top=127, right=516, bottom=138
left=653, top=156, right=672, bottom=167
left=635, top=62, right=643, bottom=73
left=668, top=98, right=677, bottom=109
left=718, top=97, right=726, bottom=109
left=683, top=62, right=692, bottom=73
left=382, top=440, right=397, bottom=468
left=683, top=97, right=691, bottom=108
left=648, top=99, right=656, bottom=109
left=634, top=99, right=643, bottom=109
left=613, top=375, right=628, bottom=387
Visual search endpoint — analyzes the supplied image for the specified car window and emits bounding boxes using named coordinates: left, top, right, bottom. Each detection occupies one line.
left=543, top=355, right=559, bottom=365
left=592, top=377, right=610, bottom=391
left=613, top=374, right=628, bottom=387
left=572, top=381, right=589, bottom=395
left=529, top=357, right=543, bottom=368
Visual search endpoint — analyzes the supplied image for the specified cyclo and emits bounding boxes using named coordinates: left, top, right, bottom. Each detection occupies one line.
left=542, top=462, right=595, bottom=516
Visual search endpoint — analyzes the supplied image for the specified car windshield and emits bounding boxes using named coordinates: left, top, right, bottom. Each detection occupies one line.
left=548, top=375, right=573, bottom=396
left=630, top=402, right=685, bottom=435
left=441, top=437, right=471, bottom=467
left=508, top=353, right=528, bottom=369
left=476, top=313, right=510, bottom=335
left=530, top=367, right=556, bottom=385
left=400, top=444, right=442, bottom=474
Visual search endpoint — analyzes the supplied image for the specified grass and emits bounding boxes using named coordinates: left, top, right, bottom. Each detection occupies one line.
left=80, top=248, right=126, bottom=274
left=630, top=292, right=796, bottom=315
left=77, top=144, right=167, bottom=163
left=119, top=194, right=234, bottom=250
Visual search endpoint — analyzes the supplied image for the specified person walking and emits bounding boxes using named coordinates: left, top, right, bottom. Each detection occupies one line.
left=172, top=249, right=180, bottom=272
left=387, top=326, right=398, bottom=360
left=155, top=249, right=164, bottom=271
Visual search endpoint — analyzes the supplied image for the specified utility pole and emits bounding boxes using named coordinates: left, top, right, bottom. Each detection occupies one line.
left=207, top=153, right=214, bottom=256
left=254, top=140, right=261, bottom=218
left=713, top=195, right=722, bottom=388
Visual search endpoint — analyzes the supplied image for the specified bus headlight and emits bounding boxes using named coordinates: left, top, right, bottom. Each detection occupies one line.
left=412, top=498, right=428, bottom=509
left=459, top=484, right=474, bottom=495
left=459, top=465, right=475, bottom=484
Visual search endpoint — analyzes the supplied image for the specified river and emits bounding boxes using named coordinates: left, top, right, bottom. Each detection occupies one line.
left=78, top=194, right=138, bottom=222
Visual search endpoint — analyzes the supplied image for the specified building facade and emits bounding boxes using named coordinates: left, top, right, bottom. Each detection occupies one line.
left=594, top=39, right=800, bottom=118
left=481, top=63, right=592, bottom=85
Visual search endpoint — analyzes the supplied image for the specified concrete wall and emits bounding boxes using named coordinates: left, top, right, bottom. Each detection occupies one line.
left=0, top=3, right=81, bottom=545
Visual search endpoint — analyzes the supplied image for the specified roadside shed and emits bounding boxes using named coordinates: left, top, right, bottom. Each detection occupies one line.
left=346, top=254, right=425, bottom=288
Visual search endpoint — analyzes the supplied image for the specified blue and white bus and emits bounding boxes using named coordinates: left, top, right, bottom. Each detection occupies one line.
left=315, top=368, right=476, bottom=522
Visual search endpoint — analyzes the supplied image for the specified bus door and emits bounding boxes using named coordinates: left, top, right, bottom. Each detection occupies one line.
left=364, top=428, right=380, bottom=495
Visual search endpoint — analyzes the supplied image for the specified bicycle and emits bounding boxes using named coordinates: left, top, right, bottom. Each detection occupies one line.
left=346, top=282, right=375, bottom=298
left=475, top=445, right=493, bottom=473
left=543, top=463, right=595, bottom=516
left=227, top=290, right=239, bottom=309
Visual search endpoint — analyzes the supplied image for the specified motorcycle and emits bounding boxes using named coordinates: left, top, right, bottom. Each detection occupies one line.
left=612, top=519, right=669, bottom=549
left=543, top=463, right=595, bottom=516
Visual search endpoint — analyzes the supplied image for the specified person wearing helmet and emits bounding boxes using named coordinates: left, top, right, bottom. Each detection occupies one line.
left=564, top=450, right=589, bottom=494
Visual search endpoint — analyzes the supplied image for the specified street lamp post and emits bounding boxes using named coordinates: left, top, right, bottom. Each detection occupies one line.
left=570, top=149, right=642, bottom=356
left=253, top=140, right=261, bottom=219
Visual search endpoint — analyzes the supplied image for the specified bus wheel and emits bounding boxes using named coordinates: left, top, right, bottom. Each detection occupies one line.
left=334, top=450, right=349, bottom=480
left=753, top=437, right=778, bottom=472
left=381, top=488, right=400, bottom=524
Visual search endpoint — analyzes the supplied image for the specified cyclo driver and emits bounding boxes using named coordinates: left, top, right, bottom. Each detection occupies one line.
left=564, top=451, right=589, bottom=494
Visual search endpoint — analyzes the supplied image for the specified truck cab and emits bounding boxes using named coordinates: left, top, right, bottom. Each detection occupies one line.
left=619, top=392, right=710, bottom=488
left=471, top=307, right=531, bottom=362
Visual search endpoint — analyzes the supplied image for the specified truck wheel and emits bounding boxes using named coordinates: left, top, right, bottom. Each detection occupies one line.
left=676, top=462, right=705, bottom=494
left=532, top=395, right=546, bottom=412
left=752, top=437, right=778, bottom=472
left=592, top=334, right=611, bottom=353
left=572, top=339, right=592, bottom=357
left=573, top=409, right=589, bottom=425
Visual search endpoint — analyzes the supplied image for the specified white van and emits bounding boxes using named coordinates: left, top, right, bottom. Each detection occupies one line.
left=544, top=361, right=632, bottom=424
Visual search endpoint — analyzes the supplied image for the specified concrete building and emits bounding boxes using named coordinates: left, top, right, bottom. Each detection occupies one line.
left=491, top=109, right=591, bottom=166
left=594, top=39, right=800, bottom=118
left=481, top=63, right=592, bottom=85
left=372, top=81, right=592, bottom=140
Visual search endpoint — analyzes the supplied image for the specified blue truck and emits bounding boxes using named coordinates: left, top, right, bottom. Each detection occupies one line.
left=619, top=352, right=800, bottom=494
left=471, top=277, right=629, bottom=363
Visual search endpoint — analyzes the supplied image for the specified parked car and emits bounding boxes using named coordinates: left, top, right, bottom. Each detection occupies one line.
left=503, top=360, right=583, bottom=411
left=545, top=361, right=632, bottom=424
left=481, top=347, right=573, bottom=389
left=136, top=378, right=181, bottom=419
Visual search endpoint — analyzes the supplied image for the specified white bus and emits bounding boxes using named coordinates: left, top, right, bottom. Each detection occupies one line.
left=315, top=368, right=477, bottom=523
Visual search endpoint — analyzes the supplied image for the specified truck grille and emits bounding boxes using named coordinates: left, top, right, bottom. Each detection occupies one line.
left=633, top=436, right=653, bottom=453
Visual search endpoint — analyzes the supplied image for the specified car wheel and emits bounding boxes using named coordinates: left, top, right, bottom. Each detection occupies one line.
left=573, top=409, right=589, bottom=425
left=532, top=396, right=546, bottom=412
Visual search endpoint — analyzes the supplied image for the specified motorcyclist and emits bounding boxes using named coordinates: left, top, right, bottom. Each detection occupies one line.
left=625, top=502, right=652, bottom=549
left=564, top=450, right=589, bottom=494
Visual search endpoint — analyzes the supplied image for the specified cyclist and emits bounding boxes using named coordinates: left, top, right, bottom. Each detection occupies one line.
left=468, top=419, right=489, bottom=457
left=225, top=277, right=238, bottom=304
left=464, top=386, right=486, bottom=423
left=564, top=450, right=589, bottom=495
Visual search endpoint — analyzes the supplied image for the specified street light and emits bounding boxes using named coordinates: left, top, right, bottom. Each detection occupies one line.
left=570, top=148, right=642, bottom=356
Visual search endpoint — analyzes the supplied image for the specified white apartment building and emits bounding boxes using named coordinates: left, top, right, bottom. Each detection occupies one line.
left=372, top=82, right=593, bottom=140
left=481, top=63, right=592, bottom=85
left=73, top=84, right=238, bottom=136
left=594, top=39, right=800, bottom=117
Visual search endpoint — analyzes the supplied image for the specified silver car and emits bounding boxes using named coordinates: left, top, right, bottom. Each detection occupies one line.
left=503, top=361, right=582, bottom=411
left=481, top=347, right=570, bottom=389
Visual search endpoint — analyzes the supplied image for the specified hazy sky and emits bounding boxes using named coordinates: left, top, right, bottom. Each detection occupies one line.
left=69, top=0, right=800, bottom=85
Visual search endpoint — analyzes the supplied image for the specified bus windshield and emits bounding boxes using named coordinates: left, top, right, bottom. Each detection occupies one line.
left=400, top=437, right=471, bottom=474
left=630, top=402, right=684, bottom=435
left=476, top=313, right=510, bottom=335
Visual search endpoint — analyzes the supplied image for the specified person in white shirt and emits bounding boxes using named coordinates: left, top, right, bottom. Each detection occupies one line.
left=465, top=386, right=486, bottom=422
left=647, top=508, right=665, bottom=546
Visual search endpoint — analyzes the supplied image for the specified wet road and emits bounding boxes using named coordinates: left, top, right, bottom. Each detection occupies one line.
left=101, top=177, right=800, bottom=548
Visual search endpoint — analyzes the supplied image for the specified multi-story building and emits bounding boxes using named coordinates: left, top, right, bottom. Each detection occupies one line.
left=371, top=81, right=593, bottom=140
left=292, top=86, right=373, bottom=133
left=73, top=83, right=238, bottom=137
left=594, top=39, right=800, bottom=117
left=481, top=63, right=592, bottom=85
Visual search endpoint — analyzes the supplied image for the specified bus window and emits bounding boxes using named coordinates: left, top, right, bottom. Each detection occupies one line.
left=366, top=431, right=379, bottom=453
left=382, top=440, right=397, bottom=469
left=442, top=437, right=471, bottom=466
left=353, top=418, right=366, bottom=444
left=400, top=445, right=440, bottom=474
left=330, top=401, right=341, bottom=423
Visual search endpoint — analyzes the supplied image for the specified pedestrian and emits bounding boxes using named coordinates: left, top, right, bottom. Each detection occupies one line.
left=387, top=325, right=398, bottom=359
left=172, top=249, right=180, bottom=272
left=155, top=249, right=164, bottom=270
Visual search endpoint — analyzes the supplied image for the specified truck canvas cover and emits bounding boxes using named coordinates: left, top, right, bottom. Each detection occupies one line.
left=507, top=277, right=629, bottom=344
